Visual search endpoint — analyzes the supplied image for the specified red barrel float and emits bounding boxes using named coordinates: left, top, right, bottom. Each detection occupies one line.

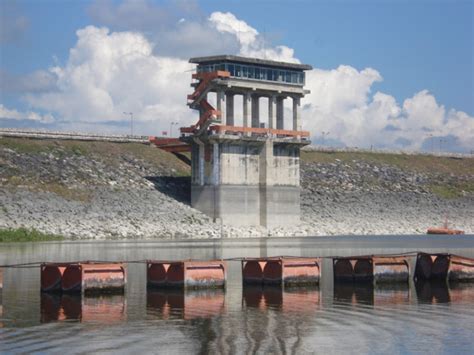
left=334, top=256, right=409, bottom=284
left=41, top=263, right=68, bottom=292
left=448, top=255, right=474, bottom=282
left=415, top=253, right=474, bottom=281
left=147, top=260, right=226, bottom=289
left=242, top=258, right=320, bottom=286
left=62, top=263, right=126, bottom=294
left=41, top=262, right=126, bottom=294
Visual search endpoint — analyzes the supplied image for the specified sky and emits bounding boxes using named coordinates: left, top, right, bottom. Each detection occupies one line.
left=0, top=0, right=473, bottom=152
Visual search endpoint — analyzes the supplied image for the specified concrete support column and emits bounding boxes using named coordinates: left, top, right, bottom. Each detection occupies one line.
left=212, top=142, right=219, bottom=185
left=268, top=95, right=277, bottom=130
left=276, top=97, right=284, bottom=130
left=293, top=96, right=301, bottom=131
left=225, top=93, right=234, bottom=126
left=251, top=95, right=260, bottom=128
left=217, top=90, right=226, bottom=125
left=243, top=92, right=251, bottom=136
left=195, top=140, right=204, bottom=186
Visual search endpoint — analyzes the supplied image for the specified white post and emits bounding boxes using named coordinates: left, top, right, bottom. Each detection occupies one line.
left=213, top=142, right=219, bottom=185
left=293, top=96, right=301, bottom=131
left=217, top=90, right=226, bottom=125
left=268, top=95, right=277, bottom=130
left=243, top=92, right=251, bottom=136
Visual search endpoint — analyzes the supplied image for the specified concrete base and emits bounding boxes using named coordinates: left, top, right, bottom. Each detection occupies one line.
left=191, top=184, right=300, bottom=227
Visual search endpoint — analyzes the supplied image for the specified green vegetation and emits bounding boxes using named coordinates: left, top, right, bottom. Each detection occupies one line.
left=301, top=150, right=474, bottom=175
left=0, top=228, right=64, bottom=242
left=428, top=182, right=474, bottom=199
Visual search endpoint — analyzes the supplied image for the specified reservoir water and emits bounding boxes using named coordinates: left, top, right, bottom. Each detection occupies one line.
left=1, top=235, right=474, bottom=353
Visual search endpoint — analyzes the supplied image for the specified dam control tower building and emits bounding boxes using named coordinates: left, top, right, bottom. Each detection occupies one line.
left=180, top=55, right=312, bottom=227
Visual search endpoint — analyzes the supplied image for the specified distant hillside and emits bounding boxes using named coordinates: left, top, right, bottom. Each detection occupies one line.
left=0, top=136, right=473, bottom=238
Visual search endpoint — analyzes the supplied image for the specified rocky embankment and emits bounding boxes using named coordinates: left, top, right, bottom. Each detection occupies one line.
left=0, top=137, right=473, bottom=239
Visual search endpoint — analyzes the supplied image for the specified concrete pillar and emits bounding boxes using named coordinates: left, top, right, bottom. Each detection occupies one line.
left=251, top=95, right=260, bottom=128
left=217, top=90, right=226, bottom=125
left=293, top=96, right=301, bottom=131
left=212, top=142, right=219, bottom=185
left=197, top=141, right=205, bottom=185
left=268, top=95, right=277, bottom=129
left=259, top=139, right=274, bottom=227
left=276, top=97, right=284, bottom=130
left=243, top=92, right=251, bottom=136
left=225, top=93, right=234, bottom=126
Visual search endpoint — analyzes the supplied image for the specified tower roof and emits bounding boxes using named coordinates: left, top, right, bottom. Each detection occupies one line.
left=189, top=55, right=312, bottom=71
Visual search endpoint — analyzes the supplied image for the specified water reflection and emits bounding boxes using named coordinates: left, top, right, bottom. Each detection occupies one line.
left=40, top=293, right=127, bottom=323
left=415, top=281, right=474, bottom=304
left=147, top=289, right=225, bottom=320
left=242, top=285, right=320, bottom=313
left=334, top=283, right=411, bottom=306
left=333, top=283, right=374, bottom=305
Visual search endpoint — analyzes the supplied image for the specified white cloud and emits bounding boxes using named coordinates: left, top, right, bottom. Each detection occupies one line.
left=3, top=3, right=472, bottom=151
left=0, top=104, right=54, bottom=122
left=209, top=12, right=300, bottom=63
left=24, top=26, right=195, bottom=135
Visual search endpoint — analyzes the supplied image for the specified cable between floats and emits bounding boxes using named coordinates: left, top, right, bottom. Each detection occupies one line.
left=0, top=251, right=430, bottom=269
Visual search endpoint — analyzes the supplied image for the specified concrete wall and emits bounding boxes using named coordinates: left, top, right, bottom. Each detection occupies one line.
left=190, top=139, right=303, bottom=227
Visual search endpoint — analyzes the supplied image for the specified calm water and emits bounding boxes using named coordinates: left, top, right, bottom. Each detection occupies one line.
left=1, top=235, right=474, bottom=354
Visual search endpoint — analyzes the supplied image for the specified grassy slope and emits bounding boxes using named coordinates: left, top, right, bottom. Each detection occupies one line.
left=301, top=150, right=474, bottom=198
left=1, top=137, right=473, bottom=198
left=0, top=228, right=64, bottom=242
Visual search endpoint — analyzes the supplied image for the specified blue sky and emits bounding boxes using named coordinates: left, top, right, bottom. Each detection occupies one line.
left=0, top=0, right=473, bottom=151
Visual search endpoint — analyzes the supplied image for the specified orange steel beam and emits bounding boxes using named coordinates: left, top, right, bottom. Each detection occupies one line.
left=149, top=137, right=191, bottom=153
left=181, top=71, right=230, bottom=135
left=209, top=125, right=310, bottom=138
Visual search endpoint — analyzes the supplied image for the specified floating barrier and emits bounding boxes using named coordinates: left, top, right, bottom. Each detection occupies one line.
left=147, top=289, right=225, bottom=319
left=333, top=256, right=409, bottom=283
left=41, top=293, right=126, bottom=323
left=41, top=262, right=126, bottom=294
left=147, top=260, right=226, bottom=289
left=241, top=257, right=320, bottom=286
left=415, top=253, right=474, bottom=281
left=41, top=263, right=67, bottom=292
left=242, top=285, right=320, bottom=313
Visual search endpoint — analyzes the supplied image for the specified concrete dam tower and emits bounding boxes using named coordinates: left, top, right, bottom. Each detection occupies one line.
left=180, top=55, right=312, bottom=227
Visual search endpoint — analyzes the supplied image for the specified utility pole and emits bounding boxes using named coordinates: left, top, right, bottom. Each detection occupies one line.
left=123, top=112, right=133, bottom=136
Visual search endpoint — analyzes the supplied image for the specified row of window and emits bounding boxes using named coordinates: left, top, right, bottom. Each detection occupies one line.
left=196, top=63, right=305, bottom=85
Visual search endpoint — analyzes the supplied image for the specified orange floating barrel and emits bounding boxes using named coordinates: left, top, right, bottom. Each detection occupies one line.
left=334, top=256, right=409, bottom=284
left=415, top=253, right=474, bottom=281
left=448, top=255, right=474, bottom=282
left=373, top=257, right=409, bottom=283
left=242, top=257, right=320, bottom=286
left=147, top=260, right=226, bottom=289
left=41, top=263, right=68, bottom=292
left=62, top=262, right=126, bottom=294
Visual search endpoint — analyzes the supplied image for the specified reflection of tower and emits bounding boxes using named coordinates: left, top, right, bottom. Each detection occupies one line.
left=240, top=285, right=320, bottom=353
left=182, top=55, right=312, bottom=227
